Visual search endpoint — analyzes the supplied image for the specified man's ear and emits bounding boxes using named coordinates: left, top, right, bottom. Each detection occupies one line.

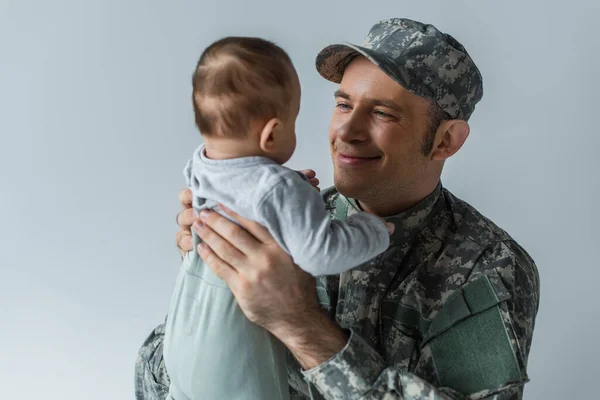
left=431, top=120, right=470, bottom=161
left=259, top=117, right=281, bottom=153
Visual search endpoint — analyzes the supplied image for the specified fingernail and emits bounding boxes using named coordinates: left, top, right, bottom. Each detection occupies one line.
left=193, top=209, right=199, bottom=217
left=385, top=222, right=395, bottom=235
left=199, top=210, right=210, bottom=220
left=193, top=221, right=203, bottom=231
left=197, top=243, right=207, bottom=258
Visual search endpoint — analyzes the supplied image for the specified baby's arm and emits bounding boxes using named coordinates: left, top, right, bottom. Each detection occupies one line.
left=255, top=177, right=390, bottom=276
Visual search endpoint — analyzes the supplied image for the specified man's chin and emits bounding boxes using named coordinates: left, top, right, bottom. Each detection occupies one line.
left=333, top=175, right=370, bottom=199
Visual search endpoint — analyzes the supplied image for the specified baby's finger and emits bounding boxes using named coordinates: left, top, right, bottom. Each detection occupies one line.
left=299, top=169, right=316, bottom=179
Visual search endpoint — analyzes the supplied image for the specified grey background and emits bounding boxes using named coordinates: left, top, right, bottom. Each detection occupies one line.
left=1, top=0, right=598, bottom=398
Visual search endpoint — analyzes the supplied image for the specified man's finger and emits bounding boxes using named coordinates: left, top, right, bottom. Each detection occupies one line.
left=309, top=177, right=320, bottom=187
left=197, top=242, right=237, bottom=284
left=177, top=208, right=197, bottom=229
left=176, top=230, right=193, bottom=254
left=193, top=220, right=248, bottom=268
left=178, top=187, right=193, bottom=208
left=216, top=204, right=274, bottom=245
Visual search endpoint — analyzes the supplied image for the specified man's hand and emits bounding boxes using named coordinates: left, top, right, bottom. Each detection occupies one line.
left=192, top=205, right=348, bottom=369
left=175, top=187, right=196, bottom=256
left=299, top=169, right=320, bottom=192
left=192, top=205, right=316, bottom=332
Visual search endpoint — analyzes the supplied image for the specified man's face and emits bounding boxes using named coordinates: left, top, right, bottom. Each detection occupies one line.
left=329, top=56, right=434, bottom=202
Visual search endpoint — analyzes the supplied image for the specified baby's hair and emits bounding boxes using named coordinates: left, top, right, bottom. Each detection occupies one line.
left=192, top=37, right=297, bottom=137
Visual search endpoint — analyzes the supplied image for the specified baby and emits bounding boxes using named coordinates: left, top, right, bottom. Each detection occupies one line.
left=163, top=37, right=393, bottom=400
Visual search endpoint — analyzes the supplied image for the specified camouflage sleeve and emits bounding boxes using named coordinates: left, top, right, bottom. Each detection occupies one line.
left=134, top=319, right=171, bottom=400
left=302, top=241, right=539, bottom=400
left=288, top=348, right=312, bottom=397
left=302, top=329, right=458, bottom=399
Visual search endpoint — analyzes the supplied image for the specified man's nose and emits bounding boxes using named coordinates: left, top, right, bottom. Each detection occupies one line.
left=337, top=111, right=369, bottom=143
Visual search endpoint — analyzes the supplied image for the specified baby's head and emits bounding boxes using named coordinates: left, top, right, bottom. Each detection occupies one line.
left=192, top=37, right=300, bottom=164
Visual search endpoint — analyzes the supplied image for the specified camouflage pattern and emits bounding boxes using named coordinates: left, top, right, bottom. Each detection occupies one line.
left=135, top=318, right=170, bottom=400
left=135, top=184, right=539, bottom=400
left=316, top=18, right=484, bottom=120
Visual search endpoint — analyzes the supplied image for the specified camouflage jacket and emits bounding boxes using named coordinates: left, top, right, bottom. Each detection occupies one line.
left=135, top=184, right=540, bottom=400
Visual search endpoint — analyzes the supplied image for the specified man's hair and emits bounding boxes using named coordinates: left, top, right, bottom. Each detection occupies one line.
left=421, top=99, right=452, bottom=155
left=192, top=37, right=297, bottom=137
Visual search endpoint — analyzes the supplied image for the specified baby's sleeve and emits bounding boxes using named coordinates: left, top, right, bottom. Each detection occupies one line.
left=255, top=177, right=390, bottom=276
left=183, top=159, right=193, bottom=187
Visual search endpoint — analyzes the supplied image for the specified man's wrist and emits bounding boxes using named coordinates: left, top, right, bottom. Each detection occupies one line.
left=274, top=308, right=349, bottom=370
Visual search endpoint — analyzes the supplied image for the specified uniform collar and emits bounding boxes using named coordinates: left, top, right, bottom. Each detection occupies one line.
left=343, top=183, right=443, bottom=246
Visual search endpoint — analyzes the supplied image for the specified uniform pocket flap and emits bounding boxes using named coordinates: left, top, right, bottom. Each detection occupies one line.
left=423, top=273, right=511, bottom=345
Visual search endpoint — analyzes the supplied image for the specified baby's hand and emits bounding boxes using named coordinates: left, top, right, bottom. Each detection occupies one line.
left=299, top=169, right=320, bottom=192
left=377, top=216, right=395, bottom=235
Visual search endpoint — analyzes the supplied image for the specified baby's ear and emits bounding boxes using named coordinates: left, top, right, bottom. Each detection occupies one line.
left=259, top=117, right=281, bottom=152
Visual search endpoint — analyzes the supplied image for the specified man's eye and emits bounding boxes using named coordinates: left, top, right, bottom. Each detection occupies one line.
left=336, top=103, right=351, bottom=110
left=374, top=110, right=391, bottom=117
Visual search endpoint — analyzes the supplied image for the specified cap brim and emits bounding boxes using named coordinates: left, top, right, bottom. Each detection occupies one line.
left=316, top=42, right=439, bottom=112
left=316, top=43, right=392, bottom=83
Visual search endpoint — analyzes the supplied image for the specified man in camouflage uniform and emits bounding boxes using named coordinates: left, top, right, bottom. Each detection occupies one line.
left=136, top=18, right=539, bottom=399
